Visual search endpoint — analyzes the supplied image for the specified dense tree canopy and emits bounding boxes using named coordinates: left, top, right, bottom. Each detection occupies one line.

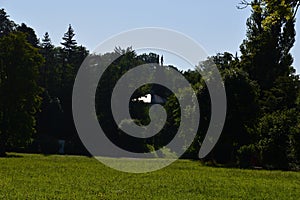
left=0, top=32, right=43, bottom=156
left=0, top=8, right=15, bottom=37
left=0, top=1, right=300, bottom=170
left=236, top=0, right=300, bottom=169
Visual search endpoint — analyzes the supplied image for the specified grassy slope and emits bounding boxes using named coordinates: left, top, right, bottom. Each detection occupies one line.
left=0, top=153, right=299, bottom=199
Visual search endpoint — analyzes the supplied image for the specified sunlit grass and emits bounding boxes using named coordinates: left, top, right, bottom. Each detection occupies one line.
left=0, top=153, right=299, bottom=199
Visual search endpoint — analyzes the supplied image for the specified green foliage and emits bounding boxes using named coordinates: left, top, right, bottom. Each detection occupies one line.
left=237, top=144, right=258, bottom=168
left=95, top=50, right=172, bottom=153
left=59, top=25, right=88, bottom=96
left=39, top=32, right=61, bottom=93
left=235, top=0, right=300, bottom=170
left=145, top=144, right=158, bottom=158
left=0, top=32, right=43, bottom=155
left=257, top=109, right=300, bottom=169
left=35, top=25, right=89, bottom=145
left=212, top=66, right=260, bottom=164
left=240, top=0, right=297, bottom=89
left=61, top=24, right=77, bottom=56
left=157, top=147, right=178, bottom=159
left=16, top=23, right=39, bottom=47
left=0, top=8, right=15, bottom=37
left=1, top=5, right=300, bottom=171
left=137, top=52, right=160, bottom=64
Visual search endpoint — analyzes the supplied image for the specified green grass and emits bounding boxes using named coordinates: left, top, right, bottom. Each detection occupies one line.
left=0, top=153, right=300, bottom=199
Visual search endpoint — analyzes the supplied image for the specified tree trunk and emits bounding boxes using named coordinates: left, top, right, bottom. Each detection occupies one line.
left=0, top=138, right=7, bottom=157
left=0, top=104, right=8, bottom=157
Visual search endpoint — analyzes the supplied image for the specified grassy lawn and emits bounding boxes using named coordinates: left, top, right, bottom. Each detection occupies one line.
left=0, top=153, right=300, bottom=199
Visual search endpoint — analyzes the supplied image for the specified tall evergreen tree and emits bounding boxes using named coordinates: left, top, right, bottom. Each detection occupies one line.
left=60, top=24, right=78, bottom=87
left=38, top=33, right=69, bottom=153
left=40, top=32, right=55, bottom=89
left=57, top=25, right=86, bottom=142
left=61, top=24, right=77, bottom=62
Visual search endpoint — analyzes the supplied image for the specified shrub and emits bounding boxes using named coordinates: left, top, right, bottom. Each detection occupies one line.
left=237, top=144, right=258, bottom=168
left=257, top=109, right=300, bottom=170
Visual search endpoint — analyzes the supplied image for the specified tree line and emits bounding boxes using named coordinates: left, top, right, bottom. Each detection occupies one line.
left=0, top=8, right=89, bottom=155
left=1, top=0, right=300, bottom=170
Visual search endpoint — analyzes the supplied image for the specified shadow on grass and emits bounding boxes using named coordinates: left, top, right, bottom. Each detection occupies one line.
left=40, top=152, right=93, bottom=158
left=0, top=153, right=24, bottom=158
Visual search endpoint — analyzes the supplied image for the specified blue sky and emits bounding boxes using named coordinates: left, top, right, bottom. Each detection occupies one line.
left=1, top=0, right=300, bottom=72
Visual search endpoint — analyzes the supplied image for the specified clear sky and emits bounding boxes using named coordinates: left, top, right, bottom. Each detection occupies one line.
left=1, top=0, right=300, bottom=72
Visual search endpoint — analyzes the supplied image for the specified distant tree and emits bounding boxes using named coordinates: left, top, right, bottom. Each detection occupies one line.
left=95, top=50, right=175, bottom=153
left=73, top=45, right=89, bottom=73
left=59, top=24, right=84, bottom=89
left=39, top=32, right=64, bottom=96
left=160, top=55, right=164, bottom=66
left=137, top=53, right=159, bottom=64
left=61, top=24, right=77, bottom=63
left=40, top=32, right=55, bottom=88
left=54, top=25, right=89, bottom=141
left=0, top=8, right=15, bottom=37
left=36, top=32, right=64, bottom=145
left=16, top=23, right=39, bottom=47
left=0, top=32, right=44, bottom=156
left=41, top=32, right=53, bottom=50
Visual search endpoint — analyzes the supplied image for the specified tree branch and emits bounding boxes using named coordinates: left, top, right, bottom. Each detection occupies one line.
left=237, top=0, right=252, bottom=9
left=293, top=1, right=300, bottom=19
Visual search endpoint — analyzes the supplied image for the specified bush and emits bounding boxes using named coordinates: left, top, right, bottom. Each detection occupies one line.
left=157, top=147, right=178, bottom=159
left=237, top=144, right=258, bottom=168
left=145, top=144, right=158, bottom=158
left=257, top=109, right=300, bottom=170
